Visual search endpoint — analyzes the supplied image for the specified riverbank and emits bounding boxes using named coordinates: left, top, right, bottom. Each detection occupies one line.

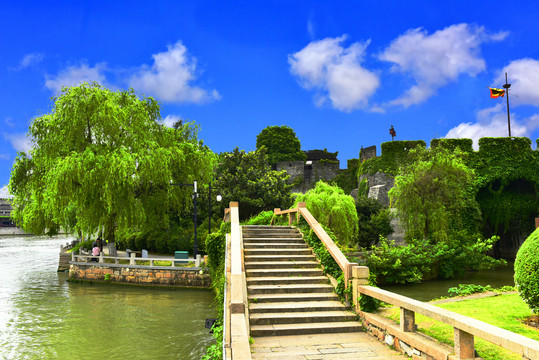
left=69, top=262, right=212, bottom=288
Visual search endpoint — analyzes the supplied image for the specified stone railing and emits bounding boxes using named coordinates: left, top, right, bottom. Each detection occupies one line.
left=273, top=202, right=363, bottom=289
left=71, top=253, right=202, bottom=267
left=274, top=203, right=539, bottom=360
left=223, top=202, right=251, bottom=360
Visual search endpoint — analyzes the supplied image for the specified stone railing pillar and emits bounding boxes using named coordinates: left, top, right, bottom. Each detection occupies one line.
left=130, top=252, right=136, bottom=265
left=400, top=308, right=415, bottom=332
left=351, top=265, right=369, bottom=311
left=99, top=252, right=104, bottom=264
left=454, top=328, right=475, bottom=359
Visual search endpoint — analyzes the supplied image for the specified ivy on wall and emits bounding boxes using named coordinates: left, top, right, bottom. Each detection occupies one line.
left=358, top=137, right=539, bottom=254
left=360, top=140, right=426, bottom=176
left=430, top=138, right=473, bottom=153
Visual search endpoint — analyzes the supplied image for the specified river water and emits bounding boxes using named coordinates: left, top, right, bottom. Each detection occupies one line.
left=0, top=235, right=214, bottom=360
left=382, top=262, right=515, bottom=301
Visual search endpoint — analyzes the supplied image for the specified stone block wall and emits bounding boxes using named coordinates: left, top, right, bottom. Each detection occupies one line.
left=69, top=263, right=211, bottom=288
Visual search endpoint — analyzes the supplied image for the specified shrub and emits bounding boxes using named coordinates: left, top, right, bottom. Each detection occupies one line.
left=515, top=228, right=539, bottom=313
left=244, top=210, right=274, bottom=225
left=293, top=181, right=358, bottom=246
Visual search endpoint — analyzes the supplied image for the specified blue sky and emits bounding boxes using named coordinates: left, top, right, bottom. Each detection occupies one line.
left=2, top=1, right=539, bottom=190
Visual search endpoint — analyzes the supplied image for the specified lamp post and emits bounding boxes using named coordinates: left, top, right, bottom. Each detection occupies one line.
left=208, top=182, right=222, bottom=235
left=170, top=180, right=199, bottom=257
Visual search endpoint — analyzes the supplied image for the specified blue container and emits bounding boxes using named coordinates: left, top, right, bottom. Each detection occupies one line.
left=174, top=251, right=189, bottom=265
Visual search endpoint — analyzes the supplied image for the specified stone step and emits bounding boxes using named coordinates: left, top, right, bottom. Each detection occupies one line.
left=243, top=237, right=304, bottom=243
left=249, top=310, right=357, bottom=325
left=244, top=243, right=308, bottom=249
left=243, top=233, right=303, bottom=239
left=248, top=292, right=339, bottom=303
left=244, top=248, right=312, bottom=256
left=242, top=225, right=294, bottom=230
left=245, top=261, right=319, bottom=269
left=246, top=276, right=329, bottom=286
left=246, top=268, right=324, bottom=277
left=250, top=321, right=363, bottom=337
left=244, top=254, right=316, bottom=262
left=248, top=283, right=334, bottom=294
left=249, top=300, right=345, bottom=313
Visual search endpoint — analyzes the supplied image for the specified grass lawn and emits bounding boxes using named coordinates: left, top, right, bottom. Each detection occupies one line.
left=380, top=293, right=539, bottom=360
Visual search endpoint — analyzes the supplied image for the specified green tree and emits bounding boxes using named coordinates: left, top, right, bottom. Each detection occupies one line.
left=215, top=147, right=292, bottom=220
left=389, top=147, right=480, bottom=243
left=355, top=196, right=393, bottom=248
left=255, top=125, right=306, bottom=166
left=9, top=82, right=215, bottom=244
left=293, top=181, right=358, bottom=246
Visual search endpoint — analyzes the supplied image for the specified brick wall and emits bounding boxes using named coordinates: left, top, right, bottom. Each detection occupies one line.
left=69, top=263, right=212, bottom=288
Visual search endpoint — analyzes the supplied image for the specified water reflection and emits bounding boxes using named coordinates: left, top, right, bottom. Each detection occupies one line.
left=0, top=236, right=214, bottom=360
left=381, top=263, right=515, bottom=302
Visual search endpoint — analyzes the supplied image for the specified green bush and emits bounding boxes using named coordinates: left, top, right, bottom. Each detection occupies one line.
left=244, top=210, right=274, bottom=225
left=293, top=181, right=358, bottom=246
left=448, top=284, right=493, bottom=297
left=515, top=228, right=539, bottom=313
left=364, top=236, right=504, bottom=285
left=68, top=238, right=94, bottom=253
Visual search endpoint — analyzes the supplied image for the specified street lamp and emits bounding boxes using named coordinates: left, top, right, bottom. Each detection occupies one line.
left=170, top=180, right=199, bottom=257
left=208, top=182, right=222, bottom=234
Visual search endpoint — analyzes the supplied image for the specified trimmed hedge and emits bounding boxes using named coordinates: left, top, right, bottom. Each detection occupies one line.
left=430, top=138, right=473, bottom=153
left=515, top=228, right=539, bottom=313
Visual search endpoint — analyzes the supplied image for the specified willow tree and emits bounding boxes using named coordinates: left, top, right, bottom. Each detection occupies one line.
left=293, top=181, right=358, bottom=246
left=9, top=82, right=215, bottom=244
left=389, top=147, right=480, bottom=244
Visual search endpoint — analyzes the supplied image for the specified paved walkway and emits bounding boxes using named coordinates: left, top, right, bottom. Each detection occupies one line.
left=250, top=332, right=409, bottom=359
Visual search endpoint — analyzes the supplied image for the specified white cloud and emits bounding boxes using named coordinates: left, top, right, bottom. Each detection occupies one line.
left=3, top=133, right=32, bottom=153
left=10, top=53, right=44, bottom=71
left=162, top=115, right=182, bottom=128
left=380, top=24, right=505, bottom=107
left=289, top=36, right=380, bottom=112
left=494, top=58, right=539, bottom=106
left=45, top=63, right=107, bottom=94
left=444, top=104, right=539, bottom=149
left=129, top=41, right=220, bottom=104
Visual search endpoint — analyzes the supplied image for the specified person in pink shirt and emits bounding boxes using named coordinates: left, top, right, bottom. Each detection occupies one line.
left=91, top=246, right=100, bottom=262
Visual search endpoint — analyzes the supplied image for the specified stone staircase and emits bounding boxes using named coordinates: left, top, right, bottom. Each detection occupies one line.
left=243, top=225, right=362, bottom=337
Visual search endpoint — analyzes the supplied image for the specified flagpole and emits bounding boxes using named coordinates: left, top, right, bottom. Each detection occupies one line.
left=503, top=72, right=511, bottom=137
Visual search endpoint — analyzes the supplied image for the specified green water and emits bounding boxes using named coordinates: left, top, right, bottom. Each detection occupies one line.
left=0, top=236, right=215, bottom=360
left=381, top=262, right=515, bottom=301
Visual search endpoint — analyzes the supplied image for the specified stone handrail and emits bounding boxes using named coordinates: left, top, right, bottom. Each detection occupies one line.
left=274, top=203, right=539, bottom=359
left=355, top=277, right=539, bottom=359
left=274, top=202, right=358, bottom=287
left=72, top=253, right=202, bottom=267
left=223, top=202, right=251, bottom=360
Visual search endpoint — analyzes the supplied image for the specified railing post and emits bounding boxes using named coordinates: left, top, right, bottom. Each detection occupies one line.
left=99, top=252, right=104, bottom=264
left=71, top=252, right=75, bottom=262
left=195, top=254, right=201, bottom=267
left=454, top=328, right=475, bottom=359
left=297, top=202, right=305, bottom=223
left=400, top=308, right=415, bottom=332
left=351, top=265, right=369, bottom=311
left=130, top=253, right=135, bottom=265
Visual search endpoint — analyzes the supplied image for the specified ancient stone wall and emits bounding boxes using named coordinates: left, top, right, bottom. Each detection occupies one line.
left=69, top=263, right=211, bottom=288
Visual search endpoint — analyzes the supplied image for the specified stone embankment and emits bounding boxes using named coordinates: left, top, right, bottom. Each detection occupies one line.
left=69, top=263, right=211, bottom=288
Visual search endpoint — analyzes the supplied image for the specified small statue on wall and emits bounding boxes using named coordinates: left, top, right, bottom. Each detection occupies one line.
left=389, top=125, right=396, bottom=141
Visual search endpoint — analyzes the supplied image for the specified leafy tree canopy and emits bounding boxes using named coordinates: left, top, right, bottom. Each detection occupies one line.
left=9, top=82, right=215, bottom=242
left=388, top=146, right=480, bottom=244
left=215, top=147, right=292, bottom=220
left=255, top=125, right=306, bottom=166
